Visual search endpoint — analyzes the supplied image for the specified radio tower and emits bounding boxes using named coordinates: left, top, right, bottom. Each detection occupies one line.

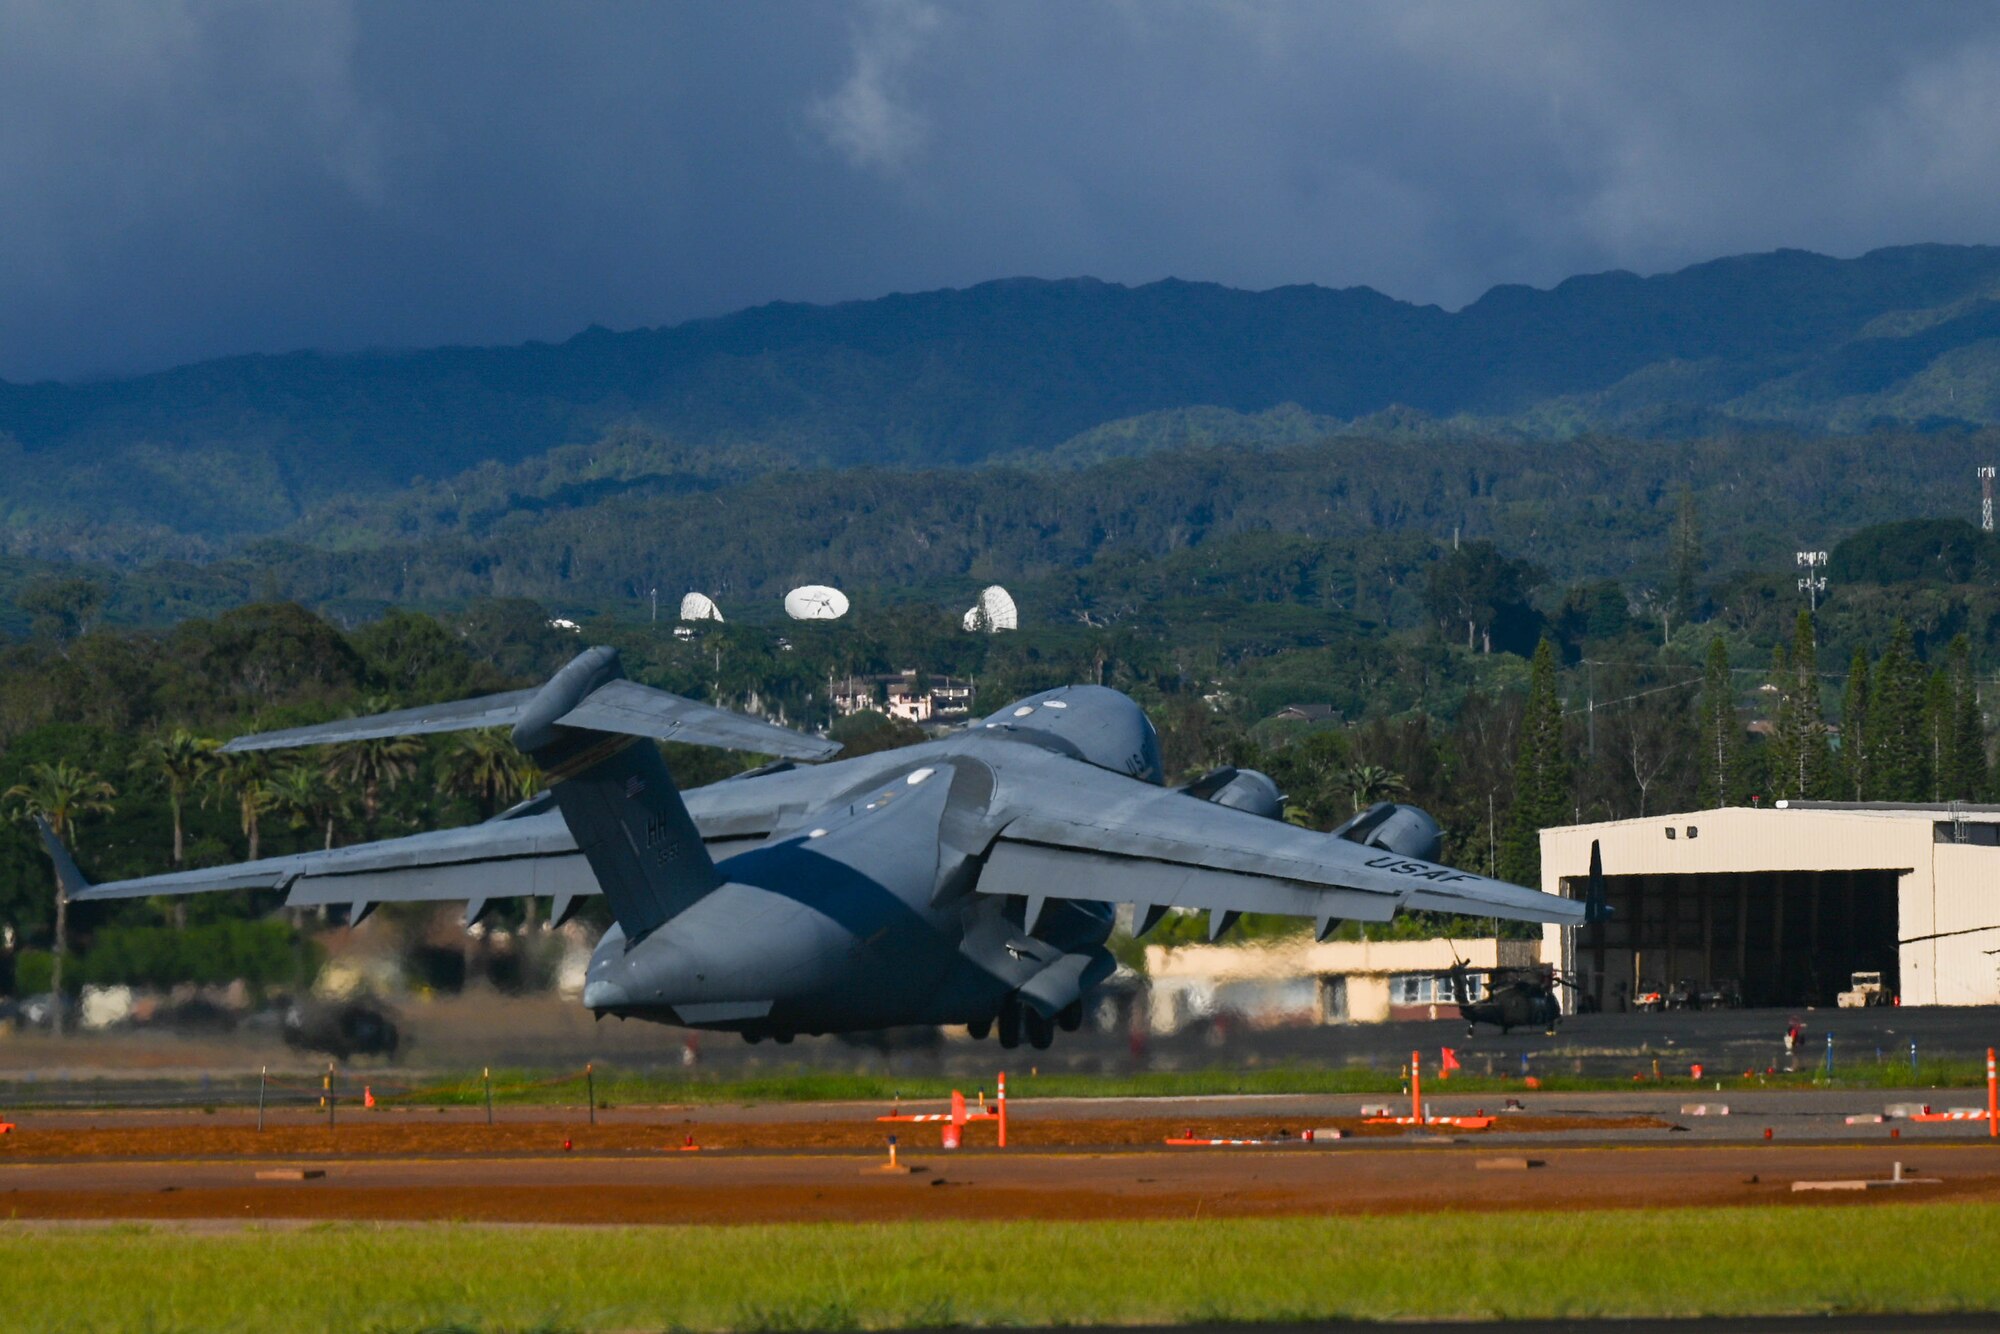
left=1796, top=550, right=1828, bottom=614
left=1981, top=467, right=1995, bottom=533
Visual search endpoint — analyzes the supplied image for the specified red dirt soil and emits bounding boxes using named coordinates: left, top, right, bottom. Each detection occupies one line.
left=4, top=1111, right=1999, bottom=1225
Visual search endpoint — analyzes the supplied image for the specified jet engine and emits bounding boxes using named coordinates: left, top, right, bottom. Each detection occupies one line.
left=1330, top=801, right=1444, bottom=863
left=1179, top=767, right=1285, bottom=820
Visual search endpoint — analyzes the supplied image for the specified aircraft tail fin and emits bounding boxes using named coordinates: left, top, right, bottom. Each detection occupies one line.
left=33, top=817, right=91, bottom=899
left=1584, top=839, right=1612, bottom=923
left=513, top=648, right=723, bottom=940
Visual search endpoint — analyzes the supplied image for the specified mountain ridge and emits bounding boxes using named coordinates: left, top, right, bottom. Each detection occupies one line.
left=10, top=243, right=2000, bottom=558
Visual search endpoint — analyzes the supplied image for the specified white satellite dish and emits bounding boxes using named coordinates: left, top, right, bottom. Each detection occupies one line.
left=783, top=585, right=850, bottom=621
left=678, top=591, right=724, bottom=623
left=962, top=584, right=1019, bottom=633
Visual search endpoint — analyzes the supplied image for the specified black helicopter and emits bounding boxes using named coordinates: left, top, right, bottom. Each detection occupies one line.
left=1441, top=838, right=1604, bottom=1035
left=1445, top=960, right=1574, bottom=1035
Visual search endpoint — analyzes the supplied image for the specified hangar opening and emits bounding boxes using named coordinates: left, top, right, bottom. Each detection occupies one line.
left=1542, top=803, right=2000, bottom=1010
left=1559, top=868, right=1902, bottom=1010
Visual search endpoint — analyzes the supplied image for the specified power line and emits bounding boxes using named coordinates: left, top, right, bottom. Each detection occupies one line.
left=1561, top=676, right=1703, bottom=718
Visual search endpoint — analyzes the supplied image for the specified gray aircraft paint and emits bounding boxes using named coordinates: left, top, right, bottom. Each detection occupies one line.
left=43, top=647, right=1584, bottom=1046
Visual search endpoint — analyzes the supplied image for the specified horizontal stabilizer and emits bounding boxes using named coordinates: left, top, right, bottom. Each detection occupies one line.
left=220, top=690, right=538, bottom=753
left=555, top=679, right=838, bottom=760
left=218, top=655, right=839, bottom=762
left=58, top=809, right=598, bottom=907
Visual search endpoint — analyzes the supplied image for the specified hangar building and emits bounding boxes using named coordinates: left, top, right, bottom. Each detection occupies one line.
left=1540, top=803, right=2000, bottom=1011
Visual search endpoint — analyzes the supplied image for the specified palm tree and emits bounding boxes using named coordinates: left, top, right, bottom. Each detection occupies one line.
left=442, top=730, right=536, bottom=819
left=265, top=761, right=346, bottom=851
left=204, top=752, right=276, bottom=861
left=1339, top=762, right=1407, bottom=816
left=3, top=760, right=116, bottom=1030
left=129, top=728, right=217, bottom=870
left=323, top=698, right=422, bottom=838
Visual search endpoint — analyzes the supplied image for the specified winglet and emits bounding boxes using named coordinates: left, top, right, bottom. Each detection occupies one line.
left=33, top=817, right=92, bottom=899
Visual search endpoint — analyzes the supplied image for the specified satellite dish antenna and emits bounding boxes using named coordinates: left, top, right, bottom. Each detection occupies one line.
left=678, top=592, right=724, bottom=623
left=783, top=585, right=850, bottom=621
left=962, top=585, right=1018, bottom=633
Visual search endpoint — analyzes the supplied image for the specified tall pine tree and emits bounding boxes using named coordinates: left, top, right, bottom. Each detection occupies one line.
left=1766, top=611, right=1832, bottom=802
left=1501, top=638, right=1570, bottom=887
left=1868, top=621, right=1927, bottom=801
left=1696, top=635, right=1739, bottom=808
left=1924, top=668, right=1953, bottom=802
left=1943, top=635, right=1989, bottom=801
left=1841, top=647, right=1870, bottom=800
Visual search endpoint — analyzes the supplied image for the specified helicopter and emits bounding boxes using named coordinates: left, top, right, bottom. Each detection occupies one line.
left=1443, top=959, right=1576, bottom=1036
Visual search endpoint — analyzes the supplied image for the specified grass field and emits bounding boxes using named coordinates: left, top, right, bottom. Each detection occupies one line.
left=4, top=1059, right=1993, bottom=1112
left=7, top=1206, right=2000, bottom=1332
left=387, top=1059, right=2000, bottom=1107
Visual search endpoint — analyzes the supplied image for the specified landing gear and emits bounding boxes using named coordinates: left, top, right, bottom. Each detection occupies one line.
left=997, top=1000, right=1022, bottom=1049
left=1057, top=1000, right=1084, bottom=1032
left=968, top=1016, right=993, bottom=1041
left=1025, top=1007, right=1055, bottom=1050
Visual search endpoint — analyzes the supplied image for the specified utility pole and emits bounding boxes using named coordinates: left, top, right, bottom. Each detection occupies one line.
left=1584, top=659, right=1597, bottom=759
left=1795, top=550, right=1828, bottom=616
left=650, top=587, right=658, bottom=623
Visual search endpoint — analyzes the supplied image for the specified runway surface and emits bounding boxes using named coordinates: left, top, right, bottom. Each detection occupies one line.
left=4, top=1089, right=1998, bottom=1224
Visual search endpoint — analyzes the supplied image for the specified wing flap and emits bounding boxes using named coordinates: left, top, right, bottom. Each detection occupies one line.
left=980, top=840, right=1398, bottom=922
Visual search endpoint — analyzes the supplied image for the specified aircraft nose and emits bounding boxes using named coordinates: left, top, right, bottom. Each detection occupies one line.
left=582, top=978, right=629, bottom=1009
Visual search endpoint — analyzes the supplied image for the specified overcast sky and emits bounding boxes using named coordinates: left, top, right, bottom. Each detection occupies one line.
left=7, top=1, right=2000, bottom=382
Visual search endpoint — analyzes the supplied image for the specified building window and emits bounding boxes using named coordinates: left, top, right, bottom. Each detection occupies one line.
left=1390, top=973, right=1482, bottom=1006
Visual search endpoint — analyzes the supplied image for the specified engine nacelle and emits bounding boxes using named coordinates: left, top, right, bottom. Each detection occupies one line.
left=1208, top=769, right=1284, bottom=820
left=1333, top=801, right=1443, bottom=863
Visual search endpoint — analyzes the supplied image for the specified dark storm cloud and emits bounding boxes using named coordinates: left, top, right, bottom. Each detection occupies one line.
left=6, top=0, right=2000, bottom=381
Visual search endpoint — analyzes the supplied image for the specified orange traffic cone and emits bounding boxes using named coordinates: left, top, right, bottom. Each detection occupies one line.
left=363, top=1086, right=376, bottom=1109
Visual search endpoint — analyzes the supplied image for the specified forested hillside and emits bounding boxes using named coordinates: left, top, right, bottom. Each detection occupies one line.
left=12, top=244, right=2000, bottom=558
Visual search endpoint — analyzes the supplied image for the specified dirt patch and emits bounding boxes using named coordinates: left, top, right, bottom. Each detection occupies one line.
left=0, top=1113, right=1666, bottom=1159
left=4, top=1143, right=1998, bottom=1225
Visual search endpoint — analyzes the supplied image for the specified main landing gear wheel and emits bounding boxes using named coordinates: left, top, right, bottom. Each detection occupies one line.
left=968, top=1017, right=993, bottom=1041
left=997, top=1000, right=1022, bottom=1049
left=1025, top=1007, right=1055, bottom=1050
left=1057, top=1000, right=1084, bottom=1032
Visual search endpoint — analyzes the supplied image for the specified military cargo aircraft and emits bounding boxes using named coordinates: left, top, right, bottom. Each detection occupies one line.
left=41, top=646, right=1593, bottom=1049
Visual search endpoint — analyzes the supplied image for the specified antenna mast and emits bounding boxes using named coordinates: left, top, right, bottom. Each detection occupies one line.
left=1795, top=549, right=1828, bottom=615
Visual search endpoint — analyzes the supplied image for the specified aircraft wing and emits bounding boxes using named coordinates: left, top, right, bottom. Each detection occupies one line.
left=975, top=755, right=1583, bottom=931
left=40, top=812, right=598, bottom=920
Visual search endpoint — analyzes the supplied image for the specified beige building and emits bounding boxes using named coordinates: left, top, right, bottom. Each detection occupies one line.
left=1142, top=933, right=1545, bottom=1031
left=1540, top=802, right=2000, bottom=1012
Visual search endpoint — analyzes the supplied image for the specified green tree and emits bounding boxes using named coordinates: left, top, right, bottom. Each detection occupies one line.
left=1841, top=647, right=1871, bottom=801
left=1949, top=637, right=1990, bottom=801
left=207, top=752, right=273, bottom=861
left=264, top=761, right=345, bottom=851
left=322, top=697, right=422, bottom=837
left=1695, top=636, right=1739, bottom=808
left=3, top=761, right=116, bottom=1028
left=1501, top=638, right=1569, bottom=886
left=1868, top=621, right=1928, bottom=801
left=1336, top=762, right=1407, bottom=817
left=441, top=730, right=538, bottom=819
left=1668, top=487, right=1702, bottom=628
left=1422, top=542, right=1541, bottom=654
left=1766, top=611, right=1833, bottom=802
left=128, top=728, right=218, bottom=871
